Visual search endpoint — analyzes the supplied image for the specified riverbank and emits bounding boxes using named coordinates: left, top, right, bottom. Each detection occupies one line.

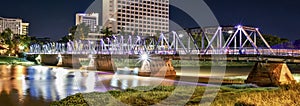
left=0, top=56, right=35, bottom=66
left=51, top=84, right=300, bottom=106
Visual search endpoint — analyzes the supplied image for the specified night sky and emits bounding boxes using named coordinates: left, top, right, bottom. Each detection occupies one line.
left=0, top=0, right=300, bottom=41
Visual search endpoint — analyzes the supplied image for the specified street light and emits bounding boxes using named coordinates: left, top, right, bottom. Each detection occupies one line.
left=179, top=34, right=184, bottom=38
left=228, top=30, right=234, bottom=34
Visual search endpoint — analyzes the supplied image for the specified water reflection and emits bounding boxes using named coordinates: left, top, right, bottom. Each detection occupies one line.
left=0, top=65, right=181, bottom=105
left=0, top=65, right=257, bottom=105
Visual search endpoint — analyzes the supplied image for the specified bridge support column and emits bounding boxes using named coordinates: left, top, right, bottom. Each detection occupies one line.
left=94, top=55, right=117, bottom=71
left=245, top=63, right=296, bottom=86
left=40, top=54, right=59, bottom=66
left=59, top=54, right=82, bottom=68
left=138, top=57, right=176, bottom=77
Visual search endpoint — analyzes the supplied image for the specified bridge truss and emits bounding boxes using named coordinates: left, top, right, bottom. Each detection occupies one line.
left=29, top=25, right=278, bottom=55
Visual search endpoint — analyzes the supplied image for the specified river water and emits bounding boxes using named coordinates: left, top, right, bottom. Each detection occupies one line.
left=0, top=65, right=298, bottom=105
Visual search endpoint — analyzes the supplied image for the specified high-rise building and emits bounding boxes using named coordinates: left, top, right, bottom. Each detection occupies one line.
left=105, top=0, right=169, bottom=36
left=76, top=13, right=99, bottom=32
left=21, top=23, right=29, bottom=35
left=0, top=17, right=29, bottom=35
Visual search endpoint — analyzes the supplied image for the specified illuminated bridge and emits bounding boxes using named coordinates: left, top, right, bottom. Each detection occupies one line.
left=28, top=25, right=300, bottom=86
left=29, top=25, right=300, bottom=62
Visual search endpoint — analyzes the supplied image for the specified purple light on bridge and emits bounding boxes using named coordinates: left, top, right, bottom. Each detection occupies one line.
left=235, top=25, right=242, bottom=29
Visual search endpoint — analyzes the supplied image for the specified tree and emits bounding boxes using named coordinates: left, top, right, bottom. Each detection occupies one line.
left=0, top=28, right=32, bottom=55
left=17, top=35, right=31, bottom=52
left=68, top=25, right=77, bottom=41
left=0, top=28, right=14, bottom=55
left=72, top=23, right=90, bottom=40
left=256, top=34, right=289, bottom=47
left=101, top=27, right=113, bottom=37
left=58, top=35, right=70, bottom=43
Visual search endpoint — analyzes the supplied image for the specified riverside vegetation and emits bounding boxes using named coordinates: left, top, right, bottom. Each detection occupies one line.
left=51, top=84, right=300, bottom=106
left=0, top=56, right=34, bottom=66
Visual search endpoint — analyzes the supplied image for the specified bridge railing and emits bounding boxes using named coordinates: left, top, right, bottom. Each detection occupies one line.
left=27, top=45, right=300, bottom=57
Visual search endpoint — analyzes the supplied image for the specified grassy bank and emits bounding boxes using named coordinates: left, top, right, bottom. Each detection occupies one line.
left=51, top=84, right=300, bottom=106
left=0, top=56, right=35, bottom=66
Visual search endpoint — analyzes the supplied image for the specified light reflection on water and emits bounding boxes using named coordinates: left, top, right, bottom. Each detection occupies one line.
left=0, top=65, right=184, bottom=105
left=0, top=65, right=282, bottom=105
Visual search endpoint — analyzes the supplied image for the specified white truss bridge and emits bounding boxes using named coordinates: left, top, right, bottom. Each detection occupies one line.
left=28, top=25, right=300, bottom=57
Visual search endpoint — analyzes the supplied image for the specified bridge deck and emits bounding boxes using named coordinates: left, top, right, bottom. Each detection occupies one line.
left=29, top=54, right=300, bottom=64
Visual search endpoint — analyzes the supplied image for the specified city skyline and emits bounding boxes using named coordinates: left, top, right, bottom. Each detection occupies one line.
left=0, top=0, right=300, bottom=41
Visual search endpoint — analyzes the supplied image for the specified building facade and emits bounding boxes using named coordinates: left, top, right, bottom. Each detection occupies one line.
left=0, top=17, right=29, bottom=35
left=21, top=23, right=29, bottom=35
left=105, top=0, right=169, bottom=36
left=76, top=13, right=99, bottom=33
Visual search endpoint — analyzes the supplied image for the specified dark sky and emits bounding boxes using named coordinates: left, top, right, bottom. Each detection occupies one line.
left=0, top=0, right=300, bottom=41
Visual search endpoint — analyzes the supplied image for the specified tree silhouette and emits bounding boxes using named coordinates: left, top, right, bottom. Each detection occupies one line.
left=101, top=27, right=113, bottom=37
left=73, top=23, right=90, bottom=40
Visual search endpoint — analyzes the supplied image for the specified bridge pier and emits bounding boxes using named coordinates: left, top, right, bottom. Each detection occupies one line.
left=138, top=57, right=176, bottom=77
left=59, top=54, right=82, bottom=68
left=93, top=55, right=117, bottom=71
left=40, top=54, right=59, bottom=66
left=39, top=54, right=117, bottom=71
left=245, top=62, right=296, bottom=86
left=39, top=54, right=81, bottom=68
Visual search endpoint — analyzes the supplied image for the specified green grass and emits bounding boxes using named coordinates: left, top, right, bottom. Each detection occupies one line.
left=0, top=56, right=35, bottom=66
left=50, top=84, right=300, bottom=106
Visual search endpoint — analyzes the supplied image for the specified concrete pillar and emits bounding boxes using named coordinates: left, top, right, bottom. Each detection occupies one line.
left=245, top=62, right=296, bottom=86
left=138, top=60, right=151, bottom=76
left=40, top=54, right=58, bottom=66
left=138, top=57, right=176, bottom=77
left=94, top=55, right=117, bottom=71
left=59, top=54, right=82, bottom=68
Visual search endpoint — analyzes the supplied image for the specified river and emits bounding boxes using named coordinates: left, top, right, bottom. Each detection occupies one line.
left=0, top=64, right=298, bottom=105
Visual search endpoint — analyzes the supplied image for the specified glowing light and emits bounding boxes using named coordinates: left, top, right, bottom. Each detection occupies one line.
left=179, top=34, right=184, bottom=38
left=19, top=45, right=25, bottom=50
left=88, top=54, right=93, bottom=58
left=138, top=53, right=152, bottom=69
left=133, top=68, right=139, bottom=75
left=228, top=30, right=234, bottom=34
left=57, top=54, right=63, bottom=66
left=140, top=53, right=149, bottom=61
left=235, top=25, right=242, bottom=29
